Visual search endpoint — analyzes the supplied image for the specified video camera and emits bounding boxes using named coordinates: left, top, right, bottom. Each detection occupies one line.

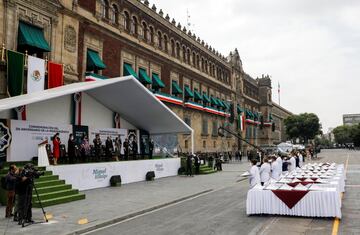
left=21, top=163, right=45, bottom=180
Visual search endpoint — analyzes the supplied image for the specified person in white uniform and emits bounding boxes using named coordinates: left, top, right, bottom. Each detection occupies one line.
left=271, top=156, right=281, bottom=180
left=249, top=159, right=260, bottom=187
left=298, top=152, right=303, bottom=167
left=288, top=153, right=296, bottom=172
left=276, top=155, right=283, bottom=175
left=259, top=158, right=271, bottom=185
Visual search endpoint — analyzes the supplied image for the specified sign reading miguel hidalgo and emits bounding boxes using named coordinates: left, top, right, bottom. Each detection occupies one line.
left=0, top=120, right=11, bottom=163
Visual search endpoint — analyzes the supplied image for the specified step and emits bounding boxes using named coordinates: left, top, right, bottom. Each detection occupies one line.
left=0, top=168, right=51, bottom=175
left=32, top=189, right=79, bottom=201
left=200, top=170, right=217, bottom=174
left=34, top=175, right=59, bottom=182
left=34, top=179, right=65, bottom=188
left=35, top=184, right=72, bottom=194
left=33, top=194, right=86, bottom=208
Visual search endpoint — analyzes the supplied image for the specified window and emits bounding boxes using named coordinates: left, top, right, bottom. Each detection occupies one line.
left=182, top=45, right=186, bottom=62
left=101, top=0, right=109, bottom=19
left=212, top=121, right=218, bottom=136
left=158, top=31, right=162, bottom=49
left=203, top=141, right=206, bottom=148
left=184, top=116, right=191, bottom=127
left=185, top=140, right=188, bottom=149
left=109, top=4, right=118, bottom=24
left=202, top=117, right=208, bottom=135
left=213, top=141, right=216, bottom=148
left=142, top=22, right=148, bottom=41
left=132, top=16, right=138, bottom=35
left=196, top=54, right=200, bottom=68
left=124, top=11, right=130, bottom=32
left=187, top=48, right=191, bottom=64
left=163, top=34, right=168, bottom=52
left=149, top=26, right=154, bottom=44
left=192, top=52, right=196, bottom=66
left=170, top=39, right=175, bottom=56
left=176, top=42, right=180, bottom=59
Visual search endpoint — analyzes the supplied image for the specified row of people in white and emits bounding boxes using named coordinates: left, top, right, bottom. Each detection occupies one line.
left=249, top=152, right=304, bottom=187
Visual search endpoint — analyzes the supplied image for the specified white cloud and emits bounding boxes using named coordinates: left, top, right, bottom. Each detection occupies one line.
left=150, top=0, right=360, bottom=131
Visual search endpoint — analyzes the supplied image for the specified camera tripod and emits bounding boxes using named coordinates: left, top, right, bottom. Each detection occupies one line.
left=20, top=179, right=48, bottom=227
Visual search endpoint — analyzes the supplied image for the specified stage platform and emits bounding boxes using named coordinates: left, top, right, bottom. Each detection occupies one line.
left=46, top=158, right=181, bottom=191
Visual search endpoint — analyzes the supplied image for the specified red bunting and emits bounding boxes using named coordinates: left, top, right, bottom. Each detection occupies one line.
left=48, top=62, right=63, bottom=88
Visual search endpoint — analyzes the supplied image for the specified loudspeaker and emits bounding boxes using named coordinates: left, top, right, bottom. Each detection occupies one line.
left=110, top=175, right=122, bottom=187
left=146, top=171, right=155, bottom=181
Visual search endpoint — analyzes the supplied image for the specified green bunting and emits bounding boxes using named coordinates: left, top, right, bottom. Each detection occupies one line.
left=7, top=50, right=25, bottom=97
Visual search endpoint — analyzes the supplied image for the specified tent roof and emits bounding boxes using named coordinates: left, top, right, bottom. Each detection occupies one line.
left=0, top=76, right=192, bottom=135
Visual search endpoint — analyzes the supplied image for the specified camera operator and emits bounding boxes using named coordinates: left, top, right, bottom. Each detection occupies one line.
left=5, top=164, right=17, bottom=218
left=16, top=163, right=44, bottom=225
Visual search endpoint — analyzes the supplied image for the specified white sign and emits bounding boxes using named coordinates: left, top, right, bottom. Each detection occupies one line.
left=9, top=120, right=72, bottom=161
left=47, top=158, right=181, bottom=191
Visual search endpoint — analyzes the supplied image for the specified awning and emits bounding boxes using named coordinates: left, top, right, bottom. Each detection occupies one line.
left=246, top=110, right=254, bottom=119
left=237, top=105, right=244, bottom=114
left=193, top=90, right=203, bottom=101
left=17, top=21, right=51, bottom=52
left=172, top=81, right=182, bottom=95
left=0, top=76, right=192, bottom=135
left=202, top=93, right=211, bottom=103
left=253, top=112, right=259, bottom=121
left=87, top=49, right=106, bottom=71
left=123, top=63, right=138, bottom=79
left=217, top=99, right=225, bottom=108
left=138, top=68, right=152, bottom=85
left=269, top=113, right=273, bottom=120
left=210, top=96, right=218, bottom=106
left=223, top=101, right=231, bottom=110
left=152, top=73, right=165, bottom=89
left=184, top=85, right=194, bottom=98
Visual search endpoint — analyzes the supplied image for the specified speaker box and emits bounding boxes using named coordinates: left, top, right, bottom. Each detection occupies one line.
left=146, top=171, right=155, bottom=181
left=110, top=175, right=122, bottom=187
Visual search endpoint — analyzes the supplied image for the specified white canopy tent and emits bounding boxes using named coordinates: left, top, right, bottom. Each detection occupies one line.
left=0, top=76, right=194, bottom=152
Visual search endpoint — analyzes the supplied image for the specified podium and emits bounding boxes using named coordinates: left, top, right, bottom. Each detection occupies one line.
left=38, top=140, right=50, bottom=167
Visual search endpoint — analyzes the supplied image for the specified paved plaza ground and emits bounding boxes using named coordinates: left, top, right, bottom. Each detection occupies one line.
left=0, top=149, right=359, bottom=235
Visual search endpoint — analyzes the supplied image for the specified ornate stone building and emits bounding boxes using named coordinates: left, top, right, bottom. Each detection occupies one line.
left=0, top=0, right=292, bottom=153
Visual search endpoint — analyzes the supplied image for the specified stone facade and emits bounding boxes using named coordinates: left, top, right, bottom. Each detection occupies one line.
left=0, top=0, right=293, bottom=153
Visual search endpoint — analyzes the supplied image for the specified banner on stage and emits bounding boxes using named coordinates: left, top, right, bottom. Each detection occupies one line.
left=9, top=120, right=72, bottom=161
left=89, top=127, right=127, bottom=154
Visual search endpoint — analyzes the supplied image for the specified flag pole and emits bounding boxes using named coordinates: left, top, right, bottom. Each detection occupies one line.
left=278, top=82, right=280, bottom=105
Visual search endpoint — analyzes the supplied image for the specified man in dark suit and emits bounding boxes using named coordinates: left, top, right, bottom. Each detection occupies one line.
left=93, top=134, right=102, bottom=160
left=149, top=139, right=154, bottom=159
left=105, top=136, right=113, bottom=161
left=123, top=138, right=129, bottom=160
left=132, top=139, right=138, bottom=160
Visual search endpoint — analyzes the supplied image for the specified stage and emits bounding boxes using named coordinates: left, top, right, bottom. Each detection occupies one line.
left=46, top=158, right=181, bottom=191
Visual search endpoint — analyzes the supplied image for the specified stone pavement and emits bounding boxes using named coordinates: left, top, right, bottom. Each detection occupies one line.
left=0, top=160, right=249, bottom=235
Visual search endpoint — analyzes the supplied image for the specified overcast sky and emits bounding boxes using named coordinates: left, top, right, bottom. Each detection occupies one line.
left=150, top=0, right=360, bottom=132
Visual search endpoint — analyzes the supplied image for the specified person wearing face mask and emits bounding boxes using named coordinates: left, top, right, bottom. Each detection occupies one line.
left=68, top=134, right=76, bottom=164
left=249, top=159, right=260, bottom=188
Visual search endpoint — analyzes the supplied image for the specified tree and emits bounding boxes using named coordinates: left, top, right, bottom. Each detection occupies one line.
left=284, top=113, right=321, bottom=143
left=332, top=125, right=353, bottom=145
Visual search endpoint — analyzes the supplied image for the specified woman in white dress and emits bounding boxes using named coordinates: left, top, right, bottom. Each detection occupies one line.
left=260, top=158, right=271, bottom=186
left=298, top=152, right=303, bottom=167
left=249, top=159, right=260, bottom=187
left=288, top=153, right=296, bottom=172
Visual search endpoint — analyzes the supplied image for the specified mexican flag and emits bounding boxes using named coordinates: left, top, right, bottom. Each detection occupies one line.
left=238, top=113, right=245, bottom=132
left=48, top=61, right=63, bottom=88
left=27, top=55, right=45, bottom=93
left=7, top=50, right=24, bottom=97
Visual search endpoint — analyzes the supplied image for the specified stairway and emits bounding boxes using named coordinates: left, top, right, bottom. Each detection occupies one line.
left=199, top=165, right=217, bottom=174
left=0, top=165, right=85, bottom=208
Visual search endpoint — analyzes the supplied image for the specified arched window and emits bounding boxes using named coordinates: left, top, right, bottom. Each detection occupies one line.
left=196, top=54, right=200, bottom=68
left=157, top=31, right=162, bottom=49
left=164, top=34, right=168, bottom=52
left=142, top=22, right=148, bottom=41
left=110, top=4, right=119, bottom=24
left=182, top=45, right=186, bottom=62
left=132, top=16, right=138, bottom=35
left=176, top=42, right=180, bottom=59
left=201, top=57, right=205, bottom=71
left=187, top=48, right=191, bottom=64
left=205, top=60, right=208, bottom=73
left=171, top=39, right=175, bottom=56
left=192, top=52, right=196, bottom=66
left=149, top=26, right=154, bottom=44
left=124, top=11, right=130, bottom=32
left=101, top=0, right=109, bottom=19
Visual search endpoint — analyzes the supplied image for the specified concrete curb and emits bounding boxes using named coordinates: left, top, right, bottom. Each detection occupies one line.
left=65, top=189, right=214, bottom=235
